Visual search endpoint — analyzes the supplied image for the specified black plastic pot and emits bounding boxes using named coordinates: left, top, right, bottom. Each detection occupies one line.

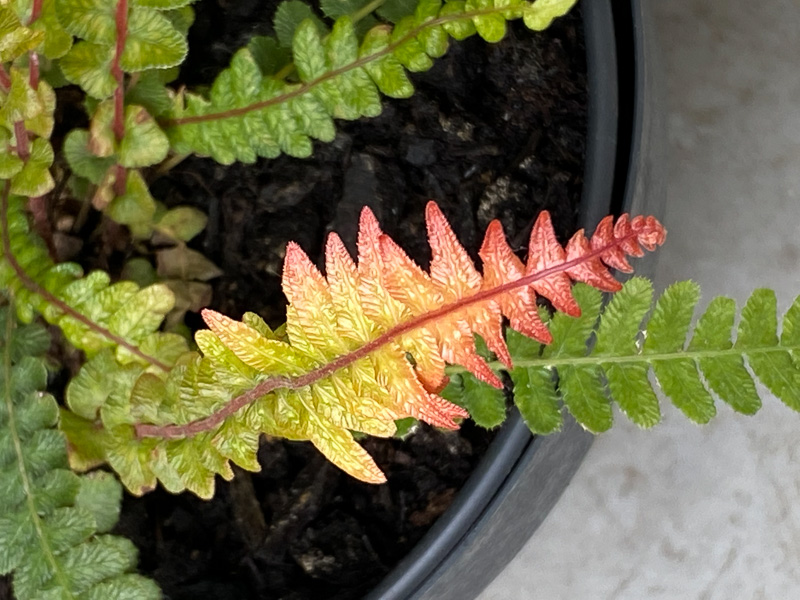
left=365, top=1, right=665, bottom=599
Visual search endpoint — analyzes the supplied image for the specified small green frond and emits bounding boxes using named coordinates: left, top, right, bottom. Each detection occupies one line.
left=30, top=0, right=75, bottom=59
left=88, top=101, right=170, bottom=167
left=9, top=138, right=55, bottom=197
left=63, top=129, right=116, bottom=184
left=117, top=105, right=169, bottom=169
left=593, top=277, right=653, bottom=357
left=55, top=0, right=194, bottom=68
left=521, top=0, right=575, bottom=30
left=165, top=0, right=579, bottom=164
left=644, top=280, right=700, bottom=354
left=0, top=192, right=189, bottom=370
left=452, top=280, right=800, bottom=436
left=557, top=364, right=610, bottom=434
left=467, top=0, right=507, bottom=43
left=122, top=5, right=189, bottom=71
left=59, top=41, right=116, bottom=99
left=511, top=365, right=560, bottom=433
left=644, top=281, right=714, bottom=423
left=53, top=0, right=192, bottom=175
left=686, top=296, right=759, bottom=414
left=605, top=362, right=660, bottom=428
left=0, top=309, right=160, bottom=600
left=55, top=0, right=116, bottom=45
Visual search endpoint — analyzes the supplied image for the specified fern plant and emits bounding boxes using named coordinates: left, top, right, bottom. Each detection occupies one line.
left=1, top=0, right=799, bottom=596
left=0, top=307, right=159, bottom=599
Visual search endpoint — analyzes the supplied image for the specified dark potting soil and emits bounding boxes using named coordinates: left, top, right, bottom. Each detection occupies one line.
left=113, top=2, right=586, bottom=600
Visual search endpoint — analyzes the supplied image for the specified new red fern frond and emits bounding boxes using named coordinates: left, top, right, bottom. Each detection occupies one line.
left=183, top=202, right=665, bottom=483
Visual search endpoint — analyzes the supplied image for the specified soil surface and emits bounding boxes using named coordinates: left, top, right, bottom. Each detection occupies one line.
left=6, top=1, right=588, bottom=599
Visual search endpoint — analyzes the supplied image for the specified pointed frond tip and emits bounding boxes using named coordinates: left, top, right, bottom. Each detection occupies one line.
left=128, top=202, right=663, bottom=492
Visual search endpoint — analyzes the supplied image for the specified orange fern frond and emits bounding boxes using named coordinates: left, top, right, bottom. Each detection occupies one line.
left=196, top=201, right=665, bottom=484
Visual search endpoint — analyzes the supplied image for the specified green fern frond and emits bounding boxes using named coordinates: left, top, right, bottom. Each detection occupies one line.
left=458, top=278, right=800, bottom=434
left=0, top=187, right=223, bottom=496
left=165, top=0, right=578, bottom=164
left=0, top=307, right=160, bottom=600
left=0, top=190, right=189, bottom=372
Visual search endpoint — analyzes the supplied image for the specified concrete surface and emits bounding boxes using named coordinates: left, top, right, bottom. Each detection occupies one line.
left=479, top=1, right=800, bottom=598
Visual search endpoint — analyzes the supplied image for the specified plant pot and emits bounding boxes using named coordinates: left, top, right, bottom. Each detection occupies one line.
left=365, top=1, right=666, bottom=598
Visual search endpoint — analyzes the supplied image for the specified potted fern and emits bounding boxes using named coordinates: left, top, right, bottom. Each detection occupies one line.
left=2, top=1, right=798, bottom=600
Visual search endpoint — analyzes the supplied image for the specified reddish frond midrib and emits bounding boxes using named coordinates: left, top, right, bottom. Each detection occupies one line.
left=0, top=182, right=169, bottom=372
left=112, top=0, right=128, bottom=143
left=134, top=224, right=658, bottom=440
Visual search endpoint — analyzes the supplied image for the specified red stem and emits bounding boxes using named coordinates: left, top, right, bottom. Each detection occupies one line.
left=135, top=224, right=660, bottom=440
left=29, top=0, right=42, bottom=24
left=0, top=182, right=170, bottom=371
left=14, top=121, right=29, bottom=161
left=0, top=65, right=11, bottom=92
left=28, top=53, right=39, bottom=91
left=28, top=0, right=42, bottom=91
left=112, top=163, right=127, bottom=197
left=112, top=0, right=128, bottom=142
